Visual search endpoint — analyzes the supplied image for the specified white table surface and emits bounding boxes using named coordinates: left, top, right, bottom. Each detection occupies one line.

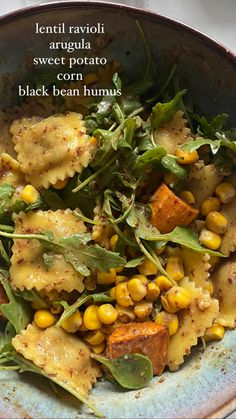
left=0, top=0, right=235, bottom=53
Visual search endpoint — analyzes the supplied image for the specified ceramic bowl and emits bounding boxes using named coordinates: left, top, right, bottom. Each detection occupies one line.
left=0, top=2, right=235, bottom=418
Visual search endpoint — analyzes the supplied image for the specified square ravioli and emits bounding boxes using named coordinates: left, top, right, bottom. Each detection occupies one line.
left=10, top=209, right=87, bottom=293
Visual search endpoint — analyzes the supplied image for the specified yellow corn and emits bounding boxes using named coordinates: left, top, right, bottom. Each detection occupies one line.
left=175, top=148, right=199, bottom=165
left=131, top=274, right=148, bottom=284
left=34, top=310, right=55, bottom=329
left=83, top=305, right=102, bottom=330
left=155, top=311, right=179, bottom=336
left=164, top=286, right=191, bottom=311
left=146, top=282, right=160, bottom=301
left=164, top=172, right=178, bottom=186
left=204, top=324, right=225, bottom=342
left=201, top=197, right=220, bottom=216
left=199, top=229, right=222, bottom=250
left=215, top=182, right=236, bottom=204
left=161, top=296, right=178, bottom=314
left=110, top=287, right=116, bottom=300
left=109, top=234, right=118, bottom=251
left=53, top=178, right=68, bottom=190
left=78, top=321, right=88, bottom=332
left=97, top=268, right=116, bottom=285
left=115, top=283, right=133, bottom=307
left=84, top=330, right=106, bottom=346
left=205, top=211, right=228, bottom=235
left=92, top=342, right=106, bottom=354
left=21, top=184, right=39, bottom=204
left=134, top=301, right=153, bottom=318
left=166, top=256, right=184, bottom=282
left=180, top=190, right=195, bottom=204
left=127, top=278, right=147, bottom=302
left=115, top=275, right=128, bottom=285
left=90, top=136, right=97, bottom=145
left=61, top=310, right=83, bottom=333
left=115, top=304, right=136, bottom=322
left=155, top=275, right=173, bottom=291
left=92, top=229, right=102, bottom=241
left=84, top=72, right=99, bottom=85
left=138, top=258, right=158, bottom=276
left=98, top=304, right=118, bottom=324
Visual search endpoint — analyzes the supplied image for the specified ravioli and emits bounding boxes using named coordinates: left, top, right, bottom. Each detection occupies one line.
left=167, top=279, right=219, bottom=371
left=12, top=324, right=101, bottom=398
left=12, top=112, right=96, bottom=188
left=154, top=110, right=191, bottom=154
left=10, top=209, right=87, bottom=293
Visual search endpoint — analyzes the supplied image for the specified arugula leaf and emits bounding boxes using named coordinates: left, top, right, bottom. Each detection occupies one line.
left=181, top=136, right=236, bottom=155
left=15, top=288, right=48, bottom=309
left=61, top=174, right=95, bottom=218
left=112, top=72, right=122, bottom=91
left=133, top=147, right=166, bottom=176
left=40, top=189, right=66, bottom=210
left=0, top=240, right=10, bottom=266
left=125, top=256, right=145, bottom=268
left=150, top=90, right=186, bottom=129
left=56, top=291, right=113, bottom=327
left=138, top=225, right=225, bottom=257
left=193, top=113, right=228, bottom=138
left=161, top=155, right=188, bottom=180
left=0, top=270, right=31, bottom=333
left=92, top=353, right=153, bottom=390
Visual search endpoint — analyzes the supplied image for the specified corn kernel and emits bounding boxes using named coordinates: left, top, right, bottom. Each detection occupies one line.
left=155, top=275, right=173, bottom=291
left=110, top=286, right=116, bottom=300
left=84, top=330, right=105, bottom=346
left=84, top=72, right=99, bottom=85
left=98, top=304, right=118, bottom=324
left=155, top=311, right=179, bottom=336
left=90, top=136, right=97, bottom=145
left=166, top=257, right=184, bottom=282
left=34, top=310, right=55, bottom=329
left=115, top=283, right=133, bottom=307
left=205, top=211, right=228, bottom=235
left=127, top=278, right=147, bottom=302
left=204, top=324, right=225, bottom=342
left=161, top=296, right=178, bottom=313
left=165, top=286, right=191, bottom=311
left=131, top=274, right=148, bottom=284
left=176, top=148, right=199, bottom=165
left=215, top=182, right=235, bottom=204
left=97, top=268, right=116, bottom=285
left=78, top=321, right=88, bottom=332
left=115, top=275, right=128, bottom=285
left=53, top=178, right=68, bottom=190
left=61, top=310, right=83, bottom=333
left=146, top=282, right=160, bottom=301
left=92, top=229, right=102, bottom=241
left=83, top=305, right=102, bottom=330
left=199, top=229, right=222, bottom=250
left=109, top=234, right=118, bottom=251
left=115, top=304, right=136, bottom=322
left=92, top=342, right=106, bottom=355
left=201, top=197, right=220, bottom=216
left=138, top=258, right=158, bottom=276
left=21, top=184, right=39, bottom=204
left=180, top=190, right=195, bottom=204
left=164, top=173, right=178, bottom=185
left=134, top=301, right=153, bottom=318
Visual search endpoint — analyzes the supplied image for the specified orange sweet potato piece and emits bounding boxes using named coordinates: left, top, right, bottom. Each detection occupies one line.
left=107, top=322, right=169, bottom=376
left=151, top=183, right=199, bottom=233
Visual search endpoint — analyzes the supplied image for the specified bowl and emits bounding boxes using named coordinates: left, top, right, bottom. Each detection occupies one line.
left=0, top=2, right=235, bottom=418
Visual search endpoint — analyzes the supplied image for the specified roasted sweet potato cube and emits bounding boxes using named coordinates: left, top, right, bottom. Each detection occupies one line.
left=107, top=322, right=169, bottom=376
left=151, top=183, right=199, bottom=233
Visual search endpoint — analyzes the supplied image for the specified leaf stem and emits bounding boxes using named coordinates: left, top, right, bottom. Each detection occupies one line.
left=0, top=225, right=14, bottom=232
left=73, top=210, right=108, bottom=226
left=0, top=365, right=20, bottom=371
left=72, top=156, right=116, bottom=193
